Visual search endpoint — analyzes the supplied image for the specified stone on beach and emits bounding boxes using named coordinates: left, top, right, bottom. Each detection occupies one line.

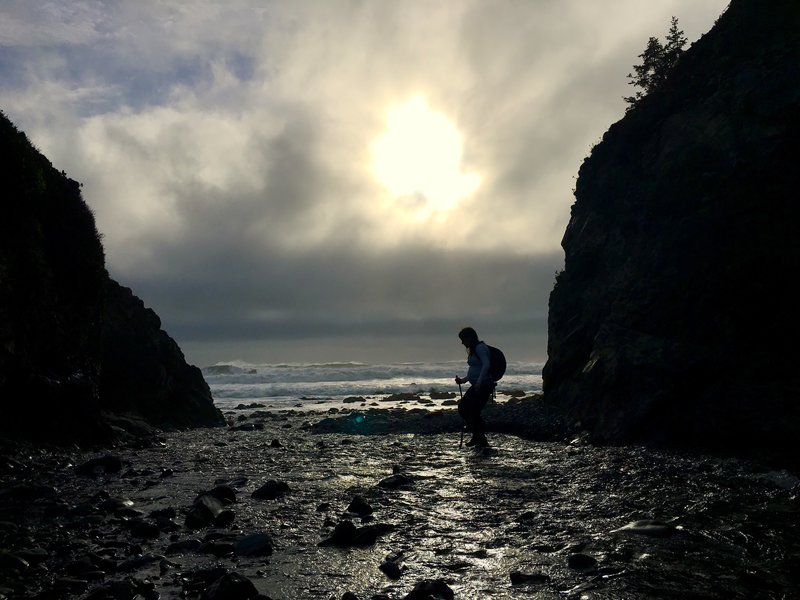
left=346, top=495, right=373, bottom=516
left=401, top=578, right=455, bottom=600
left=567, top=553, right=598, bottom=570
left=318, top=520, right=393, bottom=547
left=186, top=494, right=225, bottom=529
left=200, top=571, right=261, bottom=600
left=378, top=473, right=414, bottom=489
left=234, top=533, right=275, bottom=557
left=251, top=480, right=290, bottom=500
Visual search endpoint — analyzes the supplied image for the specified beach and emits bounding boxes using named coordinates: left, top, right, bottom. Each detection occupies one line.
left=1, top=396, right=798, bottom=600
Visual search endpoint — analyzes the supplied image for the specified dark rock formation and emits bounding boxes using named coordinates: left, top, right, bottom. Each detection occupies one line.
left=543, top=0, right=800, bottom=461
left=99, top=279, right=223, bottom=430
left=0, top=111, right=224, bottom=444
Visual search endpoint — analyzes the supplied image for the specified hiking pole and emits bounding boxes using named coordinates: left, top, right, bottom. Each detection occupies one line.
left=458, top=382, right=465, bottom=448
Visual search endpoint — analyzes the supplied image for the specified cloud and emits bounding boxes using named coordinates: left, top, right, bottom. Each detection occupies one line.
left=0, top=0, right=730, bottom=363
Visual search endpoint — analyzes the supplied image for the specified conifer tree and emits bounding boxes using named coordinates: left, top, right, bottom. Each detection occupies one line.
left=624, top=16, right=688, bottom=106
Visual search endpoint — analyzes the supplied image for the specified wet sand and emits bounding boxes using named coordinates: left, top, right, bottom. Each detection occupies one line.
left=1, top=397, right=798, bottom=599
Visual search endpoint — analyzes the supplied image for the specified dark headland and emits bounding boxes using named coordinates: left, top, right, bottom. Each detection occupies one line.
left=544, top=0, right=800, bottom=466
left=1, top=0, right=799, bottom=598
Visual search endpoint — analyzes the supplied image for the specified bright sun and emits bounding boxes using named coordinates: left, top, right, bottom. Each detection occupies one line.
left=371, top=96, right=480, bottom=217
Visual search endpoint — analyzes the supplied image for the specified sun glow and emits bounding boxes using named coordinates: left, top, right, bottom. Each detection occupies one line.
left=371, top=96, right=480, bottom=217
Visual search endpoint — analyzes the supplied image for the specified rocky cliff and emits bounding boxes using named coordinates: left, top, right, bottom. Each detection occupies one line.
left=0, top=112, right=224, bottom=444
left=543, top=0, right=800, bottom=461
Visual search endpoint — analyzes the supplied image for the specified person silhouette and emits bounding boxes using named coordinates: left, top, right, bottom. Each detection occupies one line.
left=454, top=326, right=492, bottom=448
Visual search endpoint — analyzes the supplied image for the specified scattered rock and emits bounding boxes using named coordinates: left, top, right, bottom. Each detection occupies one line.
left=166, top=539, right=203, bottom=554
left=186, top=494, right=225, bottom=529
left=202, top=484, right=237, bottom=504
left=200, top=572, right=260, bottom=600
left=234, top=533, right=275, bottom=557
left=401, top=579, right=454, bottom=600
left=251, top=480, right=290, bottom=500
left=346, top=495, right=373, bottom=516
left=379, top=559, right=402, bottom=580
left=567, top=553, right=598, bottom=570
left=0, top=551, right=30, bottom=572
left=318, top=521, right=393, bottom=547
left=378, top=474, right=414, bottom=489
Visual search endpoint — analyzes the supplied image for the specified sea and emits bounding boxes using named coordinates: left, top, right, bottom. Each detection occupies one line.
left=202, top=360, right=544, bottom=412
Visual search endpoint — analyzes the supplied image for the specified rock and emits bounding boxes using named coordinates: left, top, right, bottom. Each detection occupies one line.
left=129, top=519, right=161, bottom=538
left=234, top=533, right=275, bottom=557
left=200, top=572, right=259, bottom=600
left=201, top=485, right=237, bottom=504
left=510, top=571, right=550, bottom=585
left=318, top=521, right=393, bottom=547
left=14, top=548, right=49, bottom=565
left=166, top=539, right=203, bottom=554
left=215, top=509, right=236, bottom=527
left=185, top=495, right=225, bottom=529
left=378, top=474, right=414, bottom=489
left=430, top=391, right=456, bottom=399
left=200, top=540, right=236, bottom=557
left=54, top=577, right=89, bottom=594
left=75, top=455, right=123, bottom=476
left=612, top=519, right=677, bottom=538
left=0, top=551, right=29, bottom=572
left=346, top=495, right=373, bottom=516
left=117, top=553, right=164, bottom=572
left=149, top=507, right=177, bottom=519
left=379, top=559, right=402, bottom=580
left=98, top=497, right=134, bottom=513
left=270, top=439, right=282, bottom=448
left=341, top=593, right=359, bottom=600
left=567, top=553, right=598, bottom=570
left=401, top=579, right=455, bottom=600
left=251, top=480, right=290, bottom=500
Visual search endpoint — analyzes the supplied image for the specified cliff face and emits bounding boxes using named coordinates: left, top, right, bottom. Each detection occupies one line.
left=543, top=0, right=800, bottom=459
left=0, top=112, right=224, bottom=444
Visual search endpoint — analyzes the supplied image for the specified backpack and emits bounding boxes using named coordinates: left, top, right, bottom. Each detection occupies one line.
left=480, top=343, right=507, bottom=382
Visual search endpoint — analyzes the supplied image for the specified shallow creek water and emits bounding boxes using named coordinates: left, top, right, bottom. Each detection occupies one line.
left=1, top=410, right=799, bottom=599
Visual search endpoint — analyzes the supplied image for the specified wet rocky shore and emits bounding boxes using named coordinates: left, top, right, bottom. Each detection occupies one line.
left=1, top=397, right=798, bottom=599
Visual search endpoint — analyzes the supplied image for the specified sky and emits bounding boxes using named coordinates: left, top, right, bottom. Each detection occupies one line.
left=0, top=0, right=730, bottom=366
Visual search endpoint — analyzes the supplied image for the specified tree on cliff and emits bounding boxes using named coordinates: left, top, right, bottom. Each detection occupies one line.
left=624, top=16, right=688, bottom=106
